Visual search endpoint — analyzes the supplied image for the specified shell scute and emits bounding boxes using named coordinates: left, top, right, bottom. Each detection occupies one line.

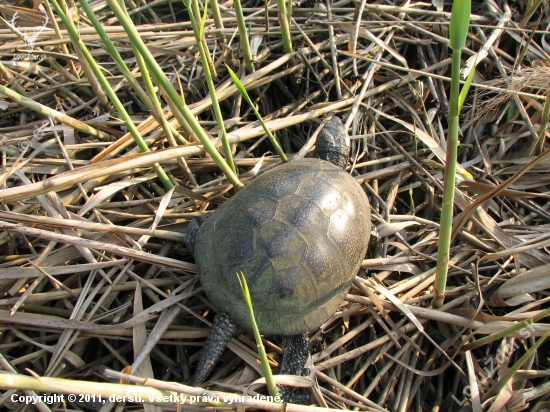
left=254, top=220, right=307, bottom=269
left=273, top=265, right=317, bottom=305
left=220, top=226, right=255, bottom=262
left=303, top=235, right=346, bottom=286
left=275, top=193, right=330, bottom=240
left=301, top=178, right=345, bottom=217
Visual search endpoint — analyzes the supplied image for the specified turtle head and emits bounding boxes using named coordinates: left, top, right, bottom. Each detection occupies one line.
left=315, top=116, right=350, bottom=169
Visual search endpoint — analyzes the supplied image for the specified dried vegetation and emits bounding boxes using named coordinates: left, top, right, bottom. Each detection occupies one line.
left=0, top=0, right=549, bottom=411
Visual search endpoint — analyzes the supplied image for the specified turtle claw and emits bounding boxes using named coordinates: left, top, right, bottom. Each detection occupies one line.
left=279, top=378, right=310, bottom=405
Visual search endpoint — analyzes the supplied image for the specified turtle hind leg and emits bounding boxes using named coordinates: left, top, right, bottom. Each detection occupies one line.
left=279, top=333, right=310, bottom=404
left=189, top=312, right=237, bottom=386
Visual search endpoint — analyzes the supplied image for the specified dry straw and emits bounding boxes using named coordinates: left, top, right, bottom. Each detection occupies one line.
left=1, top=0, right=550, bottom=410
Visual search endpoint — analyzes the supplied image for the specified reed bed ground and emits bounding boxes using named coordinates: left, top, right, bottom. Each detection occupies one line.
left=0, top=0, right=549, bottom=411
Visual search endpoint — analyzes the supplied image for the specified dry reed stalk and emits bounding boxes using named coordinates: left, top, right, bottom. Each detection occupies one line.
left=1, top=1, right=550, bottom=410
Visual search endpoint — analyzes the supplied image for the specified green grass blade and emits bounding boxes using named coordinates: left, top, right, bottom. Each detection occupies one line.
left=483, top=328, right=550, bottom=401
left=232, top=0, right=255, bottom=73
left=433, top=0, right=471, bottom=307
left=78, top=0, right=147, bottom=103
left=199, top=0, right=209, bottom=38
left=104, top=0, right=242, bottom=189
left=46, top=0, right=109, bottom=108
left=458, top=57, right=476, bottom=111
left=276, top=0, right=293, bottom=56
left=449, top=0, right=471, bottom=51
left=286, top=0, right=292, bottom=27
left=227, top=65, right=253, bottom=104
left=0, top=83, right=111, bottom=140
left=79, top=0, right=188, bottom=150
left=183, top=0, right=237, bottom=175
left=51, top=0, right=174, bottom=191
left=209, top=0, right=226, bottom=43
left=226, top=65, right=288, bottom=162
left=237, top=272, right=281, bottom=401
left=461, top=306, right=550, bottom=352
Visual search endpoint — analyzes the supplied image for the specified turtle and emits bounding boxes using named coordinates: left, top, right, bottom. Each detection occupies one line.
left=185, top=116, right=371, bottom=403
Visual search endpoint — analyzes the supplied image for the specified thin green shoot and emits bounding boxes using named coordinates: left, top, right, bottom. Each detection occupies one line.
left=276, top=0, right=293, bottom=57
left=127, top=21, right=197, bottom=184
left=232, top=0, right=255, bottom=73
left=183, top=0, right=237, bottom=175
left=104, top=0, right=242, bottom=190
left=460, top=306, right=550, bottom=352
left=286, top=0, right=292, bottom=27
left=483, top=328, right=550, bottom=401
left=79, top=0, right=189, bottom=150
left=80, top=0, right=147, bottom=103
left=189, top=0, right=217, bottom=78
left=43, top=0, right=95, bottom=98
left=226, top=65, right=288, bottom=162
left=275, top=0, right=296, bottom=84
left=237, top=272, right=281, bottom=401
left=51, top=0, right=174, bottom=191
left=209, top=0, right=226, bottom=44
left=458, top=59, right=477, bottom=111
left=47, top=0, right=109, bottom=108
left=199, top=0, right=209, bottom=38
left=433, top=0, right=471, bottom=307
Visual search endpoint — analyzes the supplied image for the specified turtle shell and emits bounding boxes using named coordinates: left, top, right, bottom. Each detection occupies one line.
left=194, top=158, right=371, bottom=335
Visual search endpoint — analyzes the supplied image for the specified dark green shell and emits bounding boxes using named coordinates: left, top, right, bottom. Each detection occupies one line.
left=194, top=158, right=371, bottom=335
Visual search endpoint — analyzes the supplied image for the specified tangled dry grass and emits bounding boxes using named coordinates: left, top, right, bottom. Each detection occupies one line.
left=0, top=0, right=549, bottom=411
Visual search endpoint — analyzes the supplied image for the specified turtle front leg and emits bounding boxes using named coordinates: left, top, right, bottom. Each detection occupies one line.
left=190, top=312, right=237, bottom=386
left=279, top=333, right=310, bottom=404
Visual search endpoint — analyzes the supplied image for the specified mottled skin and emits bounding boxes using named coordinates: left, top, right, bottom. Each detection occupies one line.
left=278, top=334, right=310, bottom=404
left=315, top=116, right=350, bottom=168
left=187, top=116, right=371, bottom=403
